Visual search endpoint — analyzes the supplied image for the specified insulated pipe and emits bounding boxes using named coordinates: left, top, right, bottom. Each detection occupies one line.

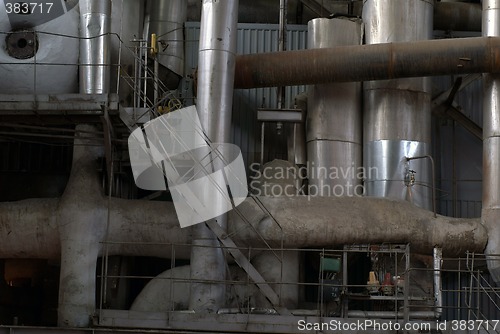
left=79, top=0, right=111, bottom=94
left=147, top=0, right=187, bottom=77
left=306, top=18, right=363, bottom=197
left=230, top=196, right=487, bottom=256
left=363, top=0, right=433, bottom=210
left=57, top=125, right=107, bottom=328
left=252, top=251, right=300, bottom=309
left=0, top=196, right=486, bottom=260
left=482, top=0, right=500, bottom=284
left=233, top=36, right=500, bottom=89
left=189, top=0, right=239, bottom=313
left=58, top=0, right=111, bottom=327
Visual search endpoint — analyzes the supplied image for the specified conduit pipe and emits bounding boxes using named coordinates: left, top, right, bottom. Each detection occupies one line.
left=233, top=36, right=500, bottom=89
left=482, top=0, right=500, bottom=284
left=189, top=0, right=239, bottom=313
left=433, top=247, right=443, bottom=318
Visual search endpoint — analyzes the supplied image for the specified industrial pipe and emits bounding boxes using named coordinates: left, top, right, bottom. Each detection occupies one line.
left=234, top=37, right=500, bottom=89
left=57, top=0, right=112, bottom=327
left=482, top=0, right=500, bottom=284
left=230, top=196, right=487, bottom=256
left=57, top=125, right=107, bottom=328
left=189, top=0, right=239, bottom=313
left=433, top=247, right=443, bottom=318
left=0, top=196, right=486, bottom=260
left=79, top=0, right=111, bottom=94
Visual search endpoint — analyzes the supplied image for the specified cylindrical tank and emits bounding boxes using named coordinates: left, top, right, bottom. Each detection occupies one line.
left=363, top=0, right=433, bottom=210
left=0, top=1, right=79, bottom=94
left=147, top=0, right=187, bottom=78
left=306, top=18, right=363, bottom=197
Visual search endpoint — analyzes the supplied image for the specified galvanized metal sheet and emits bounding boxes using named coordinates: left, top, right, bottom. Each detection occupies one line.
left=364, top=140, right=432, bottom=210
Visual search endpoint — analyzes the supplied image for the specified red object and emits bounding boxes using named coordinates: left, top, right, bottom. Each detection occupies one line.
left=383, top=272, right=393, bottom=286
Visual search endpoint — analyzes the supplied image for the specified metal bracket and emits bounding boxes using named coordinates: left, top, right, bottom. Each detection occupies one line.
left=257, top=108, right=304, bottom=123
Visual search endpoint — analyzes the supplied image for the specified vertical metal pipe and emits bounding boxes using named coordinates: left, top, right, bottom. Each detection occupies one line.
left=482, top=0, right=500, bottom=284
left=433, top=247, right=443, bottom=318
left=363, top=0, right=433, bottom=210
left=307, top=18, right=363, bottom=197
left=288, top=93, right=307, bottom=166
left=79, top=0, right=111, bottom=94
left=189, top=0, right=239, bottom=313
left=277, top=0, right=287, bottom=110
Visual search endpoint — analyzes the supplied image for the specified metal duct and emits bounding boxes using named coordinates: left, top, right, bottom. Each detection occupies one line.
left=482, top=0, right=500, bottom=284
left=0, top=196, right=487, bottom=260
left=79, top=0, right=111, bottom=94
left=147, top=0, right=187, bottom=77
left=230, top=196, right=486, bottom=256
left=233, top=36, right=500, bottom=89
left=363, top=0, right=433, bottom=210
left=189, top=0, right=239, bottom=313
left=307, top=18, right=363, bottom=197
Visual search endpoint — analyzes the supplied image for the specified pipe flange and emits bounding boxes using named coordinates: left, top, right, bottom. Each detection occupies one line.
left=6, top=30, right=38, bottom=60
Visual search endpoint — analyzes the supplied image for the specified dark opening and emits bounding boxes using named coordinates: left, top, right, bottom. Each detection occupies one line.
left=16, top=38, right=27, bottom=48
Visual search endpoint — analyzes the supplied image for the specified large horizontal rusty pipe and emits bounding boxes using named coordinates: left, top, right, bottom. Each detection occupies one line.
left=234, top=36, right=500, bottom=89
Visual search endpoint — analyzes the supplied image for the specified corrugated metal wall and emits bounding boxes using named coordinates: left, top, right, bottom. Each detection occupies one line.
left=185, top=22, right=307, bottom=168
left=432, top=75, right=483, bottom=218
